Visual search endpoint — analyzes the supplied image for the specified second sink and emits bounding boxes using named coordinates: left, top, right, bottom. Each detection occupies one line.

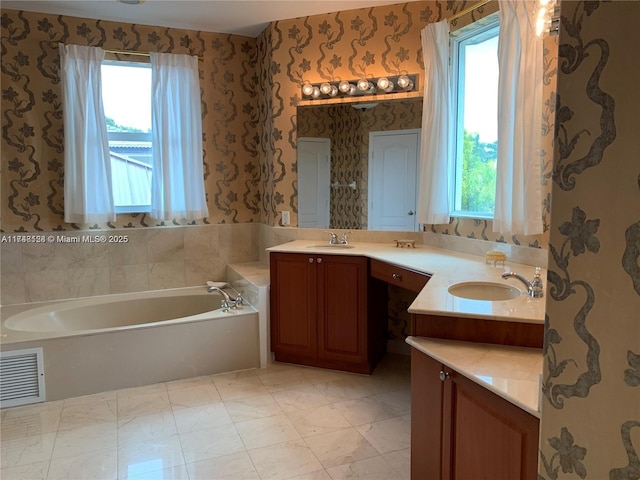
left=448, top=281, right=521, bottom=301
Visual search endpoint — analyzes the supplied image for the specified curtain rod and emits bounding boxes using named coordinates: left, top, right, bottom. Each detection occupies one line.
left=54, top=44, right=203, bottom=61
left=447, top=0, right=493, bottom=23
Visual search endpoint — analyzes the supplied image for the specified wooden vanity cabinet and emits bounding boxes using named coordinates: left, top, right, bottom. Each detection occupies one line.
left=270, top=252, right=386, bottom=374
left=411, top=348, right=539, bottom=480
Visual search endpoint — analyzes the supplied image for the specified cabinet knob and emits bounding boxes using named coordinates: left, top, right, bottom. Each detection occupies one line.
left=317, top=258, right=323, bottom=263
left=309, top=258, right=314, bottom=263
left=439, top=371, right=450, bottom=382
left=392, top=273, right=401, bottom=281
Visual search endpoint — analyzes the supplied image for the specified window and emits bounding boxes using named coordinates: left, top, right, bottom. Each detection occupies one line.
left=450, top=20, right=499, bottom=218
left=101, top=61, right=152, bottom=213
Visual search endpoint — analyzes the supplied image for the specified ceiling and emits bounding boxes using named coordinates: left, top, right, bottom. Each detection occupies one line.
left=1, top=0, right=421, bottom=37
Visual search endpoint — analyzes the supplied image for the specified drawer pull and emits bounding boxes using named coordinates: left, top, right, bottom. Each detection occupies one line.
left=392, top=273, right=401, bottom=281
left=439, top=371, right=450, bottom=381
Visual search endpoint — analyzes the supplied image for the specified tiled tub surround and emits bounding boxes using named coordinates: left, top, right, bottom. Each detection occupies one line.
left=0, top=223, right=259, bottom=305
left=0, top=287, right=260, bottom=401
left=0, top=354, right=411, bottom=480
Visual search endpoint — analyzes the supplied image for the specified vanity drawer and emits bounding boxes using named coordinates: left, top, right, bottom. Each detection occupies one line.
left=370, top=259, right=430, bottom=293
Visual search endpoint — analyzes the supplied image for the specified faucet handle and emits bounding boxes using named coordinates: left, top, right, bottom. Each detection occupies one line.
left=341, top=231, right=353, bottom=244
left=326, top=231, right=338, bottom=244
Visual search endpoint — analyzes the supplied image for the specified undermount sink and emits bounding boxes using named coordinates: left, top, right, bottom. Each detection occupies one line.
left=307, top=243, right=355, bottom=249
left=448, top=281, right=521, bottom=301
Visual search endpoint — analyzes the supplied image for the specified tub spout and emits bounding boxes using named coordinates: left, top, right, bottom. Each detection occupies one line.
left=206, top=285, right=243, bottom=311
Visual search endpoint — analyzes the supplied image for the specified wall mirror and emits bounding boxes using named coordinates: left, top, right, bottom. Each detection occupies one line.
left=296, top=97, right=423, bottom=230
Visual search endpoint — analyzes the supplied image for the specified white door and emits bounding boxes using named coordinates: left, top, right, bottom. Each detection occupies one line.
left=368, top=129, right=420, bottom=231
left=297, top=137, right=330, bottom=228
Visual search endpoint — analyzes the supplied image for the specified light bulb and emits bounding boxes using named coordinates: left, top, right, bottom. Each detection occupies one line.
left=329, top=85, right=338, bottom=97
left=357, top=78, right=371, bottom=91
left=338, top=80, right=352, bottom=93
left=320, top=82, right=332, bottom=95
left=376, top=77, right=394, bottom=92
left=347, top=85, right=356, bottom=95
left=312, top=86, right=321, bottom=98
left=397, top=75, right=413, bottom=90
left=302, top=82, right=314, bottom=96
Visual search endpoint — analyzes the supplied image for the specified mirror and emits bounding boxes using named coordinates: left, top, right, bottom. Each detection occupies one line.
left=297, top=98, right=423, bottom=230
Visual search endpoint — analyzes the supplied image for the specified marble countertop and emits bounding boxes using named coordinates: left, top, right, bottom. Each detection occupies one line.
left=406, top=336, right=542, bottom=418
left=267, top=240, right=546, bottom=323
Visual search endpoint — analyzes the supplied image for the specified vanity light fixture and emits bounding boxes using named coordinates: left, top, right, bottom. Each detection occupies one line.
left=301, top=74, right=418, bottom=101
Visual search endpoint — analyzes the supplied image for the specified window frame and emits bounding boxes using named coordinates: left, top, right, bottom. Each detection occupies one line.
left=449, top=18, right=500, bottom=219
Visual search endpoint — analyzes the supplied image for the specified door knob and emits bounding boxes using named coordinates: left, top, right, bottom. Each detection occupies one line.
left=408, top=211, right=415, bottom=215
left=316, top=258, right=323, bottom=263
left=309, top=258, right=314, bottom=263
left=392, top=273, right=401, bottom=280
left=439, top=370, right=450, bottom=381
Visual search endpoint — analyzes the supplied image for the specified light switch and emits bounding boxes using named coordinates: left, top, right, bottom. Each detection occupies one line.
left=281, top=211, right=290, bottom=225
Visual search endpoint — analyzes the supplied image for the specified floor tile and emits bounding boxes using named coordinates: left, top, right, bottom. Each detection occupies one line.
left=271, top=384, right=330, bottom=413
left=212, top=374, right=268, bottom=401
left=52, top=422, right=117, bottom=459
left=287, top=405, right=352, bottom=438
left=117, top=388, right=172, bottom=419
left=311, top=378, right=373, bottom=403
left=235, top=413, right=301, bottom=450
left=172, top=402, right=233, bottom=434
left=185, top=451, right=260, bottom=479
left=0, top=461, right=50, bottom=480
left=117, top=434, right=184, bottom=479
left=333, top=396, right=403, bottom=427
left=167, top=384, right=221, bottom=410
left=46, top=449, right=117, bottom=480
left=326, top=455, right=399, bottom=479
left=120, top=464, right=189, bottom=480
left=224, top=393, right=283, bottom=423
left=179, top=424, right=246, bottom=464
left=248, top=439, right=323, bottom=479
left=0, top=432, right=56, bottom=468
left=382, top=447, right=410, bottom=480
left=165, top=375, right=213, bottom=391
left=58, top=398, right=117, bottom=431
left=117, top=411, right=178, bottom=445
left=304, top=427, right=378, bottom=469
left=356, top=415, right=410, bottom=455
left=1, top=404, right=62, bottom=441
left=286, top=471, right=333, bottom=480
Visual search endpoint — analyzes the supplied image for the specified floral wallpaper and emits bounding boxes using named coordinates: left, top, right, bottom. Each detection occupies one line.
left=539, top=1, right=640, bottom=478
left=0, top=9, right=260, bottom=232
left=298, top=98, right=422, bottom=229
left=257, top=0, right=556, bottom=249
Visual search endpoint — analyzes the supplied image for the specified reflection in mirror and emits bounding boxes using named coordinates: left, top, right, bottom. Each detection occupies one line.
left=297, top=98, right=423, bottom=230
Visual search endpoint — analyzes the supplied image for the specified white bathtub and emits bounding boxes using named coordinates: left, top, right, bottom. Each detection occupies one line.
left=0, top=287, right=260, bottom=402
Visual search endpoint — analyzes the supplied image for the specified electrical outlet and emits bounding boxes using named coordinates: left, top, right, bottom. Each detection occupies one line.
left=281, top=210, right=290, bottom=225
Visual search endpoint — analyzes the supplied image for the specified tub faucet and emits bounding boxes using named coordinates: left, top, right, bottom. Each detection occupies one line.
left=501, top=267, right=544, bottom=298
left=207, top=285, right=243, bottom=311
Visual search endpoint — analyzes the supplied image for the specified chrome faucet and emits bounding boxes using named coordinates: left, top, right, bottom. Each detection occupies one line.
left=207, top=285, right=243, bottom=311
left=328, top=232, right=339, bottom=244
left=340, top=231, right=352, bottom=245
left=501, top=267, right=544, bottom=298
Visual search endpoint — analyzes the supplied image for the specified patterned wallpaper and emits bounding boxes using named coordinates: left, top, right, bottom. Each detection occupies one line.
left=539, top=2, right=640, bottom=479
left=0, top=9, right=260, bottom=232
left=298, top=98, right=423, bottom=229
left=257, top=0, right=557, bottom=249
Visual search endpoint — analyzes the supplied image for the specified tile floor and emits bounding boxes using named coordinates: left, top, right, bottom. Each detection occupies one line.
left=0, top=355, right=411, bottom=480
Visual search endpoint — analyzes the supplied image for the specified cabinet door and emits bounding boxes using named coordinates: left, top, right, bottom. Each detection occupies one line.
left=443, top=368, right=539, bottom=480
left=270, top=253, right=317, bottom=360
left=316, top=255, right=368, bottom=367
left=411, top=349, right=444, bottom=480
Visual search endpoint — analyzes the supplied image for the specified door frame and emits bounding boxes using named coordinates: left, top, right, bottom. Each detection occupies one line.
left=297, top=137, right=331, bottom=229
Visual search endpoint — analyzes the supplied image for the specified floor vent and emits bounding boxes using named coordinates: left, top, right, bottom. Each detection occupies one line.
left=0, top=348, right=45, bottom=408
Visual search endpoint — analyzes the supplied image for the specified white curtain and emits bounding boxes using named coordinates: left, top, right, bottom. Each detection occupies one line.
left=494, top=0, right=543, bottom=235
left=60, top=44, right=115, bottom=223
left=417, top=20, right=452, bottom=225
left=150, top=52, right=208, bottom=221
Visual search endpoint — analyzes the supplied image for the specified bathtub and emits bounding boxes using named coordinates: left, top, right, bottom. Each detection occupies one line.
left=0, top=287, right=259, bottom=402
